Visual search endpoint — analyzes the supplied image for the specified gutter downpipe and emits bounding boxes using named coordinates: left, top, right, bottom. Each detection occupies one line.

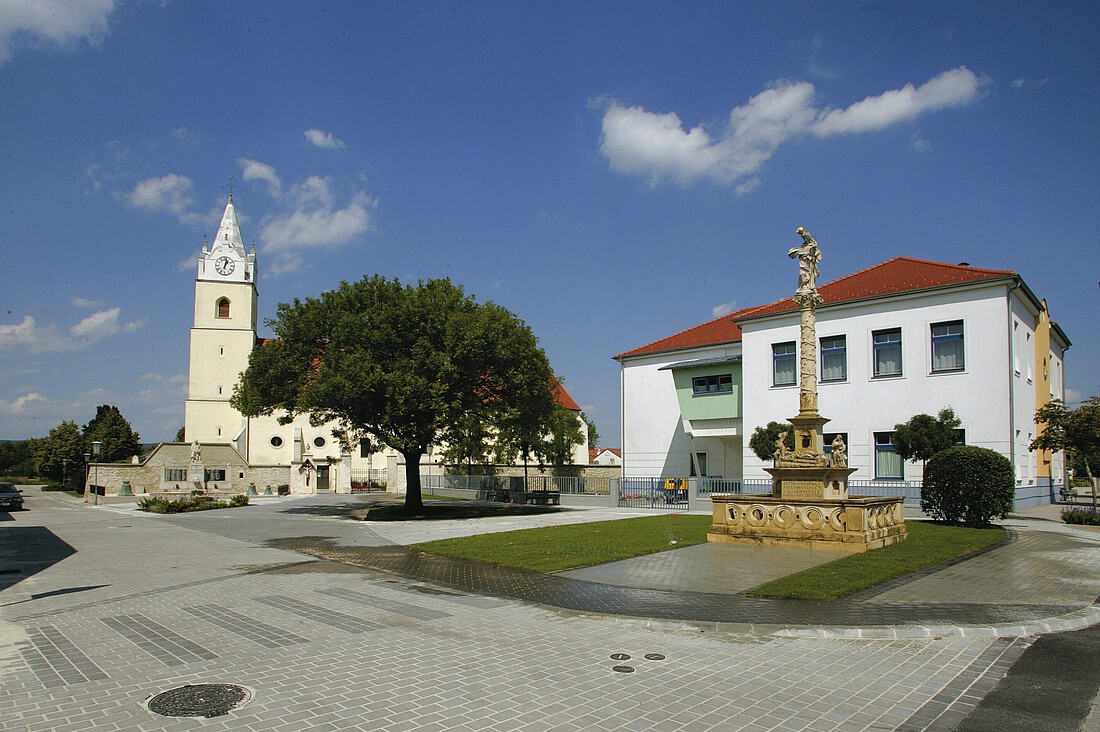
left=1007, top=279, right=1022, bottom=497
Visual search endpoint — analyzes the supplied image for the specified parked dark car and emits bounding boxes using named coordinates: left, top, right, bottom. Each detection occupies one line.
left=0, top=482, right=23, bottom=511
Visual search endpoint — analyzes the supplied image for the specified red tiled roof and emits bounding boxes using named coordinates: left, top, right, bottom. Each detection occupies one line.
left=615, top=257, right=1018, bottom=360
left=554, top=384, right=581, bottom=411
left=589, top=447, right=622, bottom=461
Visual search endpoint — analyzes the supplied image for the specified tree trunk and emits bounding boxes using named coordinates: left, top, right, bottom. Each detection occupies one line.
left=401, top=448, right=425, bottom=512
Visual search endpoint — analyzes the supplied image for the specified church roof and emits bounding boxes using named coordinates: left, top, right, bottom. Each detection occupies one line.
left=211, top=195, right=247, bottom=255
left=615, top=257, right=1022, bottom=360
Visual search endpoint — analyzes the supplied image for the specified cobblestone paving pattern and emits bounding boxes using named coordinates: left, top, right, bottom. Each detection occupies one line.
left=1, top=569, right=1036, bottom=731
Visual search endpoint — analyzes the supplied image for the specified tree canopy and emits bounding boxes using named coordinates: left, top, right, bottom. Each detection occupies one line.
left=83, top=404, right=142, bottom=462
left=231, top=275, right=561, bottom=511
left=32, top=421, right=86, bottom=487
left=749, top=421, right=796, bottom=463
left=1031, top=396, right=1100, bottom=509
left=891, top=407, right=961, bottom=467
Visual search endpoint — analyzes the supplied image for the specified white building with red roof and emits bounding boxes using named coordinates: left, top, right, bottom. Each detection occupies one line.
left=615, top=257, right=1071, bottom=508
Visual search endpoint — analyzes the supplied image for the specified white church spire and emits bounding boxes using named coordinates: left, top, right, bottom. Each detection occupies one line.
left=198, top=194, right=256, bottom=283
left=213, top=195, right=247, bottom=256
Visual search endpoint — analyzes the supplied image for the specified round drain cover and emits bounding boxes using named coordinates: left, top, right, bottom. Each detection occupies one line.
left=612, top=665, right=635, bottom=673
left=146, top=684, right=252, bottom=718
left=610, top=653, right=631, bottom=661
left=644, top=653, right=666, bottom=661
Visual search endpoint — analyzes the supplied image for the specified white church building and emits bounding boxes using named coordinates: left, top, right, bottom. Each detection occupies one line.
left=86, top=197, right=585, bottom=497
left=615, top=256, right=1071, bottom=509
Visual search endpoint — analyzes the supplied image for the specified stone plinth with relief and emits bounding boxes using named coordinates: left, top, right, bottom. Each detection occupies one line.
left=709, top=228, right=908, bottom=552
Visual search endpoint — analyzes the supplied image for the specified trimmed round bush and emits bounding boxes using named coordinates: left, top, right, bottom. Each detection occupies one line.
left=921, top=446, right=1014, bottom=527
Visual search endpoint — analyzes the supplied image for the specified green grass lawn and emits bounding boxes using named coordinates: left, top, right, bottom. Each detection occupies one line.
left=747, top=520, right=1005, bottom=600
left=411, top=513, right=713, bottom=572
left=410, top=513, right=1004, bottom=598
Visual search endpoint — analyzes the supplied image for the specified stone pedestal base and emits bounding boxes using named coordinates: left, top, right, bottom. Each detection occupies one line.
left=708, top=494, right=908, bottom=552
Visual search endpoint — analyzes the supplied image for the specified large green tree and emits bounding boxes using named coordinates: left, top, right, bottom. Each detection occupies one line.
left=1031, top=397, right=1100, bottom=510
left=891, top=407, right=961, bottom=469
left=32, top=421, right=86, bottom=489
left=232, top=275, right=559, bottom=511
left=83, top=405, right=142, bottom=462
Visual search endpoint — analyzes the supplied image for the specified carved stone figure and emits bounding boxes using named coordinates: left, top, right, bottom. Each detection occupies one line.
left=774, top=431, right=790, bottom=462
left=788, top=226, right=822, bottom=295
left=830, top=434, right=848, bottom=468
left=190, top=440, right=202, bottom=463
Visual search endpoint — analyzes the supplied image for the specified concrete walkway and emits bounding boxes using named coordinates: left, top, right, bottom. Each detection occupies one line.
left=2, top=488, right=1098, bottom=731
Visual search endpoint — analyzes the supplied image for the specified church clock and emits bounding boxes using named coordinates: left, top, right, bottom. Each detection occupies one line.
left=214, top=256, right=235, bottom=275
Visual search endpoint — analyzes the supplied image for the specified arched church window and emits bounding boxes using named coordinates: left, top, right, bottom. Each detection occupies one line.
left=216, top=298, right=230, bottom=318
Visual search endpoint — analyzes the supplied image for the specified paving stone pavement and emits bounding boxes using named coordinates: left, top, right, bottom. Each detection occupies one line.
left=1, top=489, right=1098, bottom=731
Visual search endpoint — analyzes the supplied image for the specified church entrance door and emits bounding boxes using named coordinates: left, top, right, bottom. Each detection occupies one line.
left=316, top=465, right=330, bottom=491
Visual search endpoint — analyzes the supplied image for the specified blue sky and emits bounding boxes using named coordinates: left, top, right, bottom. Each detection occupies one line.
left=0, top=1, right=1097, bottom=446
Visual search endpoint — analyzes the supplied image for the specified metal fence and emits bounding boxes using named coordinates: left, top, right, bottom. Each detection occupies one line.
left=349, top=468, right=388, bottom=492
left=617, top=477, right=689, bottom=510
left=421, top=473, right=612, bottom=496
left=622, top=476, right=924, bottom=509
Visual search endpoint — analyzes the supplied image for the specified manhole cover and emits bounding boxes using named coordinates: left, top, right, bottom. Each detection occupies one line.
left=612, top=665, right=635, bottom=673
left=146, top=684, right=252, bottom=718
left=610, top=653, right=631, bottom=660
left=644, top=653, right=666, bottom=660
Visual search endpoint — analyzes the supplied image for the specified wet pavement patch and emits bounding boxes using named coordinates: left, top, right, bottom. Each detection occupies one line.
left=145, top=683, right=252, bottom=718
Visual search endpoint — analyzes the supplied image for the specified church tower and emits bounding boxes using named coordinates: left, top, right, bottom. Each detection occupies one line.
left=183, top=196, right=258, bottom=447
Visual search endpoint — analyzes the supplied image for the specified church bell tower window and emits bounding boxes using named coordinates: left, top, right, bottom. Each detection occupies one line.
left=216, top=298, right=230, bottom=319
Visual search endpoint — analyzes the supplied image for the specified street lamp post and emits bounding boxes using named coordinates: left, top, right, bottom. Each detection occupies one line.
left=91, top=441, right=102, bottom=506
left=62, top=459, right=69, bottom=492
left=84, top=452, right=91, bottom=502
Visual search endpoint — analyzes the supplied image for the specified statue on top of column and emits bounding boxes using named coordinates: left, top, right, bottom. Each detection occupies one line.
left=788, top=227, right=821, bottom=296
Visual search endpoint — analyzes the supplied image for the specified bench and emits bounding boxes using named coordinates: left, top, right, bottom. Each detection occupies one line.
left=526, top=491, right=560, bottom=506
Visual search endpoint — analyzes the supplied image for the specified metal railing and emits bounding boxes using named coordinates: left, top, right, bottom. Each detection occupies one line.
left=350, top=468, right=388, bottom=492
left=617, top=477, right=688, bottom=509
left=420, top=473, right=611, bottom=496
left=848, top=479, right=923, bottom=506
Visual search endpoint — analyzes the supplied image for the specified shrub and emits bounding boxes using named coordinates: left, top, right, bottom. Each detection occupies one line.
left=921, top=446, right=1014, bottom=527
left=229, top=493, right=249, bottom=507
left=1062, top=508, right=1100, bottom=525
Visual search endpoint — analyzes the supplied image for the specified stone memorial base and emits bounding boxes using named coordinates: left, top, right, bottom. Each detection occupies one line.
left=708, top=493, right=908, bottom=552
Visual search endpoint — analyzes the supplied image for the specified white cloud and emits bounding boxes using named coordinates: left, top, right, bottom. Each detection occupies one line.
left=124, top=174, right=195, bottom=217
left=711, top=300, right=739, bottom=317
left=72, top=296, right=104, bottom=309
left=70, top=308, right=146, bottom=343
left=260, top=178, right=375, bottom=254
left=238, top=158, right=282, bottom=197
left=599, top=67, right=982, bottom=190
left=810, top=67, right=981, bottom=136
left=0, top=0, right=115, bottom=63
left=304, top=128, right=346, bottom=150
left=0, top=392, right=48, bottom=415
left=0, top=316, right=71, bottom=353
left=173, top=126, right=200, bottom=145
left=1065, top=387, right=1084, bottom=405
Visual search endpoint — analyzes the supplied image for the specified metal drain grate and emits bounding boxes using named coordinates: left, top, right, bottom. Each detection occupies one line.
left=146, top=683, right=252, bottom=718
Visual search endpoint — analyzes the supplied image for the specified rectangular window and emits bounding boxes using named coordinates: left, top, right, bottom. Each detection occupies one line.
left=874, top=432, right=903, bottom=479
left=931, top=320, right=964, bottom=372
left=692, top=374, right=733, bottom=394
left=359, top=438, right=372, bottom=458
left=820, top=335, right=847, bottom=382
left=204, top=469, right=226, bottom=482
left=688, top=452, right=708, bottom=477
left=165, top=468, right=187, bottom=482
left=873, top=328, right=902, bottom=377
left=772, top=342, right=796, bottom=386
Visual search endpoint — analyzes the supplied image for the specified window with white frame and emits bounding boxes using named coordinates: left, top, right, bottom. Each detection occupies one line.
left=872, top=328, right=902, bottom=377
left=931, top=320, right=964, bottom=372
left=692, top=374, right=733, bottom=394
left=772, top=342, right=796, bottom=386
left=874, top=432, right=903, bottom=479
left=820, top=335, right=847, bottom=382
